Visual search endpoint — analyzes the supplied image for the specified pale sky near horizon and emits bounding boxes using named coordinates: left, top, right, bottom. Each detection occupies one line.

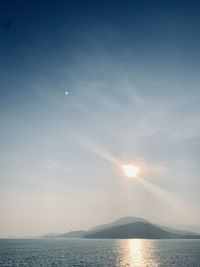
left=0, top=0, right=200, bottom=237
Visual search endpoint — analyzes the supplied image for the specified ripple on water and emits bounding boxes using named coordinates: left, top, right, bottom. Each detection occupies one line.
left=0, top=239, right=200, bottom=267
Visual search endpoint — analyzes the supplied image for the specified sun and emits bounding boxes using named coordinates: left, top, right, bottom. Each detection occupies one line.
left=122, top=164, right=140, bottom=178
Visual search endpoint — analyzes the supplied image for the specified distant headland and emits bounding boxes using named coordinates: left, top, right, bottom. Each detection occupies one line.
left=41, top=216, right=200, bottom=239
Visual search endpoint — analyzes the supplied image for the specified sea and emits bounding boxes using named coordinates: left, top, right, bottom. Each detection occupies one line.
left=0, top=239, right=200, bottom=267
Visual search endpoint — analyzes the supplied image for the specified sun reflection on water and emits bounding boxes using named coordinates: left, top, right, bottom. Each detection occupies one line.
left=129, top=239, right=143, bottom=266
left=118, top=239, right=158, bottom=267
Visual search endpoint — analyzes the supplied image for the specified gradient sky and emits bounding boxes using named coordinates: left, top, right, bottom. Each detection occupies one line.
left=1, top=0, right=200, bottom=237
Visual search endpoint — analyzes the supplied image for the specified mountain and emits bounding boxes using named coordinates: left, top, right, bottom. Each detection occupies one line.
left=90, top=216, right=148, bottom=233
left=84, top=221, right=200, bottom=239
left=87, top=216, right=198, bottom=237
left=41, top=216, right=200, bottom=239
left=59, top=231, right=86, bottom=238
left=41, top=233, right=62, bottom=238
left=164, top=223, right=200, bottom=234
left=41, top=231, right=86, bottom=238
left=159, top=225, right=198, bottom=236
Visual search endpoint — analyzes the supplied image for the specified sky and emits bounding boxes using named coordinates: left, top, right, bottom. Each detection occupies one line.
left=0, top=0, right=200, bottom=237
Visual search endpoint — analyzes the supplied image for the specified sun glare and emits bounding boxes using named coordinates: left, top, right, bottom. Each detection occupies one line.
left=122, top=164, right=140, bottom=178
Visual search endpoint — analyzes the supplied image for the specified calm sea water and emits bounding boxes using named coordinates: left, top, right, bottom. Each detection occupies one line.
left=0, top=239, right=200, bottom=267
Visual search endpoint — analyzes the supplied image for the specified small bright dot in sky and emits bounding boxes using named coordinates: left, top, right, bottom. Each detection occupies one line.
left=122, top=164, right=140, bottom=178
left=65, top=91, right=69, bottom=95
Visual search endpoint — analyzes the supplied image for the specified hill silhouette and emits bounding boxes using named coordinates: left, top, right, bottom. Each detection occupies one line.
left=85, top=221, right=200, bottom=239
left=42, top=216, right=200, bottom=239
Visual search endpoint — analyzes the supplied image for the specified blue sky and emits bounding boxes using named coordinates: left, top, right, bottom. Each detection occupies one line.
left=0, top=0, right=200, bottom=236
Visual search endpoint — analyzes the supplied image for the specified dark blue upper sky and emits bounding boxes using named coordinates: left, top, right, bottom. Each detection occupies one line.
left=1, top=0, right=200, bottom=103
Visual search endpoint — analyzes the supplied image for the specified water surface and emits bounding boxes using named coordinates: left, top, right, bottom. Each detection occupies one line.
left=0, top=239, right=200, bottom=267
